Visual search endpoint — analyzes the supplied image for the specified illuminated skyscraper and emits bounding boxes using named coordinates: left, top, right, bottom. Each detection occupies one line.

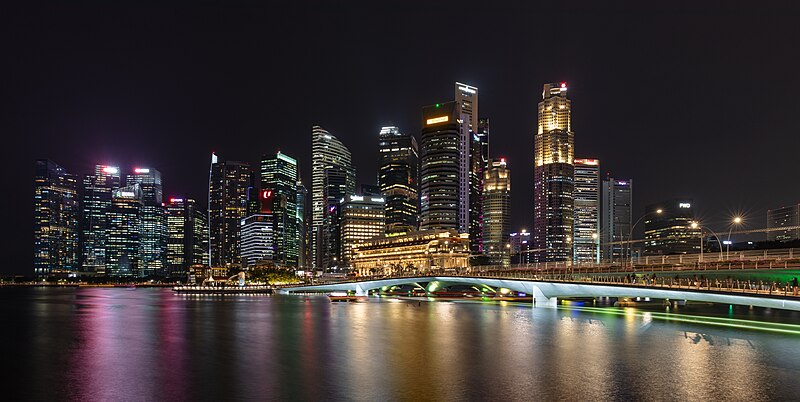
left=378, top=126, right=418, bottom=234
left=482, top=158, right=511, bottom=266
left=240, top=191, right=276, bottom=268
left=33, top=159, right=79, bottom=277
left=533, top=82, right=574, bottom=262
left=106, top=184, right=142, bottom=277
left=126, top=167, right=166, bottom=277
left=644, top=199, right=700, bottom=255
left=573, top=159, right=600, bottom=263
left=311, top=126, right=355, bottom=269
left=165, top=197, right=208, bottom=276
left=81, top=165, right=121, bottom=274
left=455, top=82, right=483, bottom=253
left=339, top=194, right=385, bottom=267
left=261, top=151, right=299, bottom=267
left=767, top=204, right=800, bottom=242
left=420, top=101, right=460, bottom=231
left=296, top=180, right=308, bottom=269
left=601, top=178, right=632, bottom=262
left=208, top=154, right=252, bottom=268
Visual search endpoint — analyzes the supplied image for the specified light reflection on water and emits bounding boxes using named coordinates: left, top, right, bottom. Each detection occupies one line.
left=2, top=288, right=799, bottom=401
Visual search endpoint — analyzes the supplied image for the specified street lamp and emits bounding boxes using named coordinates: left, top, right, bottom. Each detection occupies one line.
left=726, top=216, right=743, bottom=260
left=629, top=209, right=663, bottom=267
left=691, top=221, right=723, bottom=262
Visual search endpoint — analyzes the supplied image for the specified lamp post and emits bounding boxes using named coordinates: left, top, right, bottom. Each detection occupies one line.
left=629, top=209, right=663, bottom=267
left=690, top=221, right=723, bottom=262
left=726, top=216, right=743, bottom=261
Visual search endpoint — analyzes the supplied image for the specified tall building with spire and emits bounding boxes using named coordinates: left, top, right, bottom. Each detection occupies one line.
left=482, top=158, right=511, bottom=266
left=311, top=126, right=355, bottom=269
left=34, top=160, right=79, bottom=277
left=378, top=126, right=418, bottom=234
left=208, top=154, right=252, bottom=268
left=81, top=165, right=121, bottom=274
left=261, top=151, right=299, bottom=267
left=533, top=82, right=574, bottom=262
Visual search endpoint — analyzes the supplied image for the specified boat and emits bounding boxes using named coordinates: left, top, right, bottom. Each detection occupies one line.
left=328, top=292, right=361, bottom=302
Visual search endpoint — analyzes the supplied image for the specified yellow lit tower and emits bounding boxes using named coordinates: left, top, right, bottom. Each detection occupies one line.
left=533, top=82, right=574, bottom=262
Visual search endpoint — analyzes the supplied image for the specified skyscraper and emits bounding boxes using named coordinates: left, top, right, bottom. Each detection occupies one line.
left=296, top=180, right=308, bottom=269
left=601, top=178, right=632, bottom=262
left=126, top=167, right=166, bottom=277
left=378, top=126, right=418, bottom=234
left=339, top=194, right=385, bottom=267
left=106, top=184, right=142, bottom=277
left=533, top=82, right=574, bottom=262
left=81, top=165, right=121, bottom=274
left=165, top=197, right=208, bottom=277
left=240, top=190, right=276, bottom=268
left=573, top=158, right=600, bottom=263
left=208, top=154, right=252, bottom=268
left=261, top=151, right=299, bottom=267
left=420, top=101, right=460, bottom=231
left=311, top=126, right=355, bottom=269
left=767, top=204, right=800, bottom=242
left=456, top=82, right=483, bottom=253
left=33, top=160, right=79, bottom=277
left=482, top=158, right=511, bottom=266
left=644, top=199, right=700, bottom=255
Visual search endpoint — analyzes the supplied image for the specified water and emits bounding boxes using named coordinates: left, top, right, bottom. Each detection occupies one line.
left=2, top=287, right=800, bottom=401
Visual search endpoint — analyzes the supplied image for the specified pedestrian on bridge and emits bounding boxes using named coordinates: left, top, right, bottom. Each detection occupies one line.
left=792, top=277, right=798, bottom=296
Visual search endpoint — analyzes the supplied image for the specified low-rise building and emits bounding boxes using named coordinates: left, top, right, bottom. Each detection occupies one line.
left=351, top=230, right=469, bottom=276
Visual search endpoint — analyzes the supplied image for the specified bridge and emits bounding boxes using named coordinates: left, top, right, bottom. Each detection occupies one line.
left=278, top=271, right=800, bottom=312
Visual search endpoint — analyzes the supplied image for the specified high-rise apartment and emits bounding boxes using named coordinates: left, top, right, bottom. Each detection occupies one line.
left=601, top=178, right=632, bottom=262
left=378, top=126, right=418, bottom=234
left=482, top=158, right=511, bottom=266
left=165, top=197, right=208, bottom=277
left=81, top=165, right=121, bottom=274
left=311, top=126, right=355, bottom=269
left=33, top=160, right=79, bottom=277
left=533, top=82, right=574, bottom=262
left=573, top=158, right=600, bottom=263
left=126, top=167, right=166, bottom=277
left=261, top=151, right=299, bottom=267
left=208, top=153, right=252, bottom=268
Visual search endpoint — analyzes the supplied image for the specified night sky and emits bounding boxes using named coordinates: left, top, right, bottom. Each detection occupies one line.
left=5, top=2, right=800, bottom=275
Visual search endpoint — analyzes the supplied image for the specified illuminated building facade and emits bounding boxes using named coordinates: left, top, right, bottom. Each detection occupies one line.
left=261, top=151, right=299, bottom=267
left=644, top=199, right=700, bottom=255
left=165, top=198, right=208, bottom=276
left=296, top=180, right=308, bottom=269
left=33, top=159, right=79, bottom=277
left=482, top=158, right=511, bottom=266
left=533, top=82, right=574, bottom=262
left=351, top=230, right=470, bottom=276
left=126, top=167, right=166, bottom=277
left=81, top=165, right=121, bottom=274
left=106, top=184, right=143, bottom=277
left=339, top=195, right=385, bottom=267
left=378, top=126, right=418, bottom=234
left=573, top=158, right=600, bottom=263
left=456, top=82, right=484, bottom=253
left=767, top=204, right=800, bottom=241
left=420, top=101, right=460, bottom=230
left=601, top=178, right=632, bottom=262
left=509, top=230, right=531, bottom=264
left=240, top=213, right=275, bottom=267
left=208, top=154, right=252, bottom=268
left=311, top=126, right=355, bottom=269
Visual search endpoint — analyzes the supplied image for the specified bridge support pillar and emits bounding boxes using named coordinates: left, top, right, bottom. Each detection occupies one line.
left=530, top=286, right=557, bottom=308
left=355, top=284, right=367, bottom=297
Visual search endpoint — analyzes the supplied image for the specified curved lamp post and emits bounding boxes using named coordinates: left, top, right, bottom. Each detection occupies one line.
left=690, top=221, right=723, bottom=262
left=629, top=209, right=663, bottom=267
left=726, top=216, right=743, bottom=260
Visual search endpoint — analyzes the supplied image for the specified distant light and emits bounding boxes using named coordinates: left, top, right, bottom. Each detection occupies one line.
left=169, top=198, right=183, bottom=203
left=723, top=241, right=732, bottom=245
left=261, top=190, right=272, bottom=199
left=679, top=203, right=691, bottom=209
left=426, top=116, right=449, bottom=125
left=102, top=166, right=119, bottom=174
left=560, top=82, right=567, bottom=88
left=134, top=168, right=150, bottom=174
left=435, top=103, right=440, bottom=108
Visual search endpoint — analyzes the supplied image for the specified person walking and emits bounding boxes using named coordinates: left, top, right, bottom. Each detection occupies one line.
left=792, top=277, right=798, bottom=296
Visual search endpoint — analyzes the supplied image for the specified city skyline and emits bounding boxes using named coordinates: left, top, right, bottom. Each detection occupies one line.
left=8, top=3, right=800, bottom=275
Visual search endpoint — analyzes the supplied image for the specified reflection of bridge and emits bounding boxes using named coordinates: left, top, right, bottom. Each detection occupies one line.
left=278, top=273, right=800, bottom=312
